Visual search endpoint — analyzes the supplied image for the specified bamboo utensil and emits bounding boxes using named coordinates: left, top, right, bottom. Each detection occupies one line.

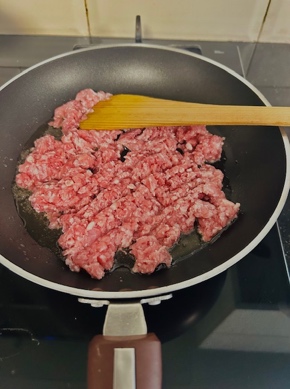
left=79, top=94, right=290, bottom=131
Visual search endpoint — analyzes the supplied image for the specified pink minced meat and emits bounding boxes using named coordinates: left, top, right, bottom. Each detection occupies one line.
left=16, top=89, right=240, bottom=279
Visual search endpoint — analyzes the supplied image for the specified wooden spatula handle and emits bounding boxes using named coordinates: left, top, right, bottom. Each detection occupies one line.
left=80, top=94, right=290, bottom=130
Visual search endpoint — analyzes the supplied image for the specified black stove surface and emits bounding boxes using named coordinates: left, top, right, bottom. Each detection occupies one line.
left=1, top=224, right=290, bottom=388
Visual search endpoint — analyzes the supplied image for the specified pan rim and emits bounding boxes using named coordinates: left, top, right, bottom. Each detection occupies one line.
left=0, top=43, right=290, bottom=300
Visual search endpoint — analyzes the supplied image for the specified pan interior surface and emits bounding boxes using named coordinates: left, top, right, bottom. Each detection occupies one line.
left=0, top=44, right=289, bottom=298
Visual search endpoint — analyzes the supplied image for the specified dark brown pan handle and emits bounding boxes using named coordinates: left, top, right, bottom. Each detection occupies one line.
left=88, top=333, right=162, bottom=389
left=85, top=302, right=163, bottom=389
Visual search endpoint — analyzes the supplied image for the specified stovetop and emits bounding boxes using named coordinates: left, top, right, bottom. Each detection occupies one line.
left=0, top=33, right=290, bottom=388
left=1, top=224, right=290, bottom=388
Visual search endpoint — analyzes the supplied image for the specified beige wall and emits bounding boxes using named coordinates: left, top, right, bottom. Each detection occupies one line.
left=0, top=0, right=289, bottom=43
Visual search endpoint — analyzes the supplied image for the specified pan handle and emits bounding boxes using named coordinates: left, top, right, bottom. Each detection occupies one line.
left=87, top=303, right=162, bottom=389
left=88, top=333, right=162, bottom=389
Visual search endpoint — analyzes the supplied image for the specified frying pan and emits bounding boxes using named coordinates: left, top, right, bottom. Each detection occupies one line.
left=0, top=44, right=289, bottom=387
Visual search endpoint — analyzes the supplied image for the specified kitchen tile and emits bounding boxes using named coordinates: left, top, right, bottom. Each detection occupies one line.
left=0, top=0, right=89, bottom=36
left=86, top=0, right=269, bottom=41
left=259, top=0, right=290, bottom=43
left=246, top=43, right=290, bottom=88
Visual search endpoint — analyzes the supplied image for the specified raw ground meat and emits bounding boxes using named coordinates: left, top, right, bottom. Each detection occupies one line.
left=16, top=89, right=240, bottom=279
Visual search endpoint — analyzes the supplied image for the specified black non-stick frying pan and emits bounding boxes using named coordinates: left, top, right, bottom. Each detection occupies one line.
left=0, top=44, right=289, bottom=387
left=0, top=43, right=289, bottom=299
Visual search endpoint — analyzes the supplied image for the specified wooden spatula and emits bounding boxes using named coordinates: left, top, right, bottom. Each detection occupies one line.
left=79, top=94, right=290, bottom=130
